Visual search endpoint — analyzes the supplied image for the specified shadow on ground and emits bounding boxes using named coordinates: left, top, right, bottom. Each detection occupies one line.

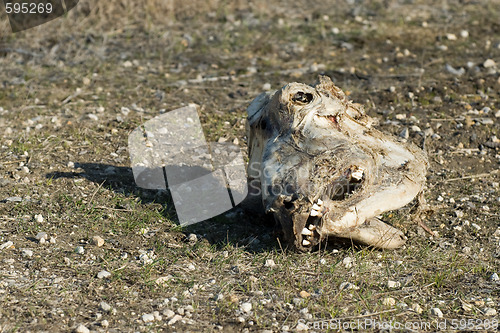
left=45, top=162, right=280, bottom=252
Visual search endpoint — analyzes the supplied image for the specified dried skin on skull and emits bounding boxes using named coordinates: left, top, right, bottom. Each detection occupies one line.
left=245, top=76, right=428, bottom=251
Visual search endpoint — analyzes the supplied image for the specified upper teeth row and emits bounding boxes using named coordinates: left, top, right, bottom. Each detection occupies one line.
left=310, top=198, right=323, bottom=218
left=302, top=199, right=323, bottom=246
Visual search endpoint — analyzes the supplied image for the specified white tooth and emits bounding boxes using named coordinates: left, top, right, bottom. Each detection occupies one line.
left=308, top=224, right=316, bottom=231
left=352, top=170, right=363, bottom=180
left=301, top=228, right=312, bottom=236
left=310, top=210, right=319, bottom=217
left=302, top=239, right=311, bottom=246
left=312, top=203, right=321, bottom=210
left=317, top=198, right=323, bottom=205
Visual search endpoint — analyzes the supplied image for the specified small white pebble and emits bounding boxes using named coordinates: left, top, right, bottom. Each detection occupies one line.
left=382, top=297, right=396, bottom=306
left=36, top=232, right=47, bottom=240
left=484, top=59, right=496, bottom=68
left=0, top=241, right=14, bottom=250
left=101, top=320, right=109, bottom=328
left=87, top=114, right=99, bottom=121
left=471, top=223, right=481, bottom=231
left=153, top=311, right=162, bottom=321
left=489, top=273, right=499, bottom=281
left=74, top=246, right=84, bottom=254
left=460, top=30, right=469, bottom=38
left=262, top=83, right=272, bottom=90
left=431, top=307, right=444, bottom=317
left=343, top=257, right=353, bottom=268
left=97, top=270, right=111, bottom=279
left=22, top=249, right=33, bottom=257
left=411, top=303, right=423, bottom=314
left=483, top=308, right=497, bottom=316
left=187, top=263, right=196, bottom=271
left=387, top=280, right=401, bottom=289
left=240, top=302, right=252, bottom=313
left=142, top=313, right=155, bottom=323
left=100, top=301, right=111, bottom=312
left=34, top=214, right=44, bottom=223
left=91, top=235, right=105, bottom=247
left=167, top=314, right=183, bottom=325
left=319, top=258, right=326, bottom=265
left=437, top=195, right=444, bottom=202
left=339, top=282, right=359, bottom=290
left=410, top=125, right=421, bottom=132
left=163, top=309, right=175, bottom=319
left=264, top=259, right=276, bottom=268
left=446, top=33, right=457, bottom=40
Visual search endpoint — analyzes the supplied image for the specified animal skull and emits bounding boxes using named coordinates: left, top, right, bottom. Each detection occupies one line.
left=245, top=76, right=428, bottom=251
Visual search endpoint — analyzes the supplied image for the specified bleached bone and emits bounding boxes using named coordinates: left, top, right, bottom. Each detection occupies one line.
left=245, top=76, right=428, bottom=251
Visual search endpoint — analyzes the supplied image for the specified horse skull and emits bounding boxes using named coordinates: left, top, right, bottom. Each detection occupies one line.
left=245, top=76, right=428, bottom=251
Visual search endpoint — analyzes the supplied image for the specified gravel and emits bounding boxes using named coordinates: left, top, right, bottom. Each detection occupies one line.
left=411, top=303, right=423, bottom=314
left=91, top=235, right=105, bottom=247
left=0, top=241, right=14, bottom=250
left=339, top=282, right=359, bottom=291
left=21, top=249, right=33, bottom=257
left=430, top=307, right=444, bottom=317
left=483, top=308, right=497, bottom=316
left=264, top=259, right=276, bottom=267
left=99, top=301, right=111, bottom=312
left=387, top=280, right=401, bottom=289
left=240, top=302, right=252, bottom=313
left=97, top=270, right=111, bottom=279
left=382, top=297, right=396, bottom=306
left=74, top=246, right=85, bottom=254
left=163, top=309, right=175, bottom=319
left=168, top=314, right=183, bottom=325
left=142, top=313, right=155, bottom=323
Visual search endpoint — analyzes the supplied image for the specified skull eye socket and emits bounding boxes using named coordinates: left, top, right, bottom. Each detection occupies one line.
left=291, top=91, right=313, bottom=104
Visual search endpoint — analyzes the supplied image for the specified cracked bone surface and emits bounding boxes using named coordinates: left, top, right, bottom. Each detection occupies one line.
left=245, top=76, right=428, bottom=251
